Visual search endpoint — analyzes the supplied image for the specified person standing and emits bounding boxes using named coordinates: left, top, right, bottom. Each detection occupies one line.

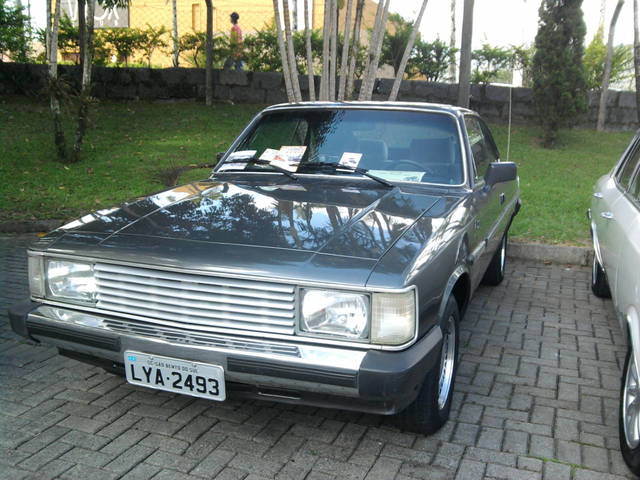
left=224, top=12, right=243, bottom=71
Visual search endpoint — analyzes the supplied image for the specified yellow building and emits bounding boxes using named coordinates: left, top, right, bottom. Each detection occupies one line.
left=128, top=0, right=382, bottom=66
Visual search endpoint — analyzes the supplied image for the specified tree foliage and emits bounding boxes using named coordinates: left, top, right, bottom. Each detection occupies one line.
left=584, top=26, right=633, bottom=89
left=532, top=0, right=587, bottom=147
left=471, top=43, right=513, bottom=85
left=408, top=39, right=456, bottom=82
left=381, top=13, right=414, bottom=76
left=0, top=0, right=32, bottom=62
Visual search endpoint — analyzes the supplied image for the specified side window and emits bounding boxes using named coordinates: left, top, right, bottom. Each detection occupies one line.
left=464, top=116, right=498, bottom=180
left=630, top=171, right=640, bottom=200
left=617, top=141, right=640, bottom=189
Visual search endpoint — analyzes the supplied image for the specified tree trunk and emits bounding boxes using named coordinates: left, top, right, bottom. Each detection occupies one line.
left=389, top=0, right=428, bottom=101
left=172, top=0, right=179, bottom=67
left=597, top=0, right=624, bottom=131
left=337, top=0, right=353, bottom=100
left=273, top=0, right=295, bottom=102
left=205, top=0, right=213, bottom=106
left=359, top=0, right=383, bottom=98
left=635, top=0, right=640, bottom=123
left=304, top=0, right=315, bottom=100
left=78, top=0, right=85, bottom=66
left=448, top=0, right=456, bottom=82
left=72, top=0, right=96, bottom=163
left=346, top=0, right=364, bottom=100
left=359, top=0, right=390, bottom=100
left=456, top=0, right=474, bottom=108
left=283, top=0, right=302, bottom=101
left=48, top=0, right=67, bottom=162
left=319, top=0, right=331, bottom=100
left=328, top=0, right=337, bottom=100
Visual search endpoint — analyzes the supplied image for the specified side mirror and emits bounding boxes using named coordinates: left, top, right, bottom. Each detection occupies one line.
left=216, top=151, right=225, bottom=161
left=484, top=162, right=517, bottom=187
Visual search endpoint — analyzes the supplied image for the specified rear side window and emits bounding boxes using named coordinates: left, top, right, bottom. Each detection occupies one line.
left=465, top=116, right=499, bottom=180
left=617, top=140, right=640, bottom=189
left=630, top=171, right=640, bottom=200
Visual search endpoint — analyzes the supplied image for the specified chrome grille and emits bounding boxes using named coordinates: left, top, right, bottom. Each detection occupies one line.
left=94, top=263, right=296, bottom=335
left=103, top=318, right=301, bottom=357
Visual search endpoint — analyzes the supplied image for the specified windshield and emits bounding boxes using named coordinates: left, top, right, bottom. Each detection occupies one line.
left=219, top=109, right=464, bottom=185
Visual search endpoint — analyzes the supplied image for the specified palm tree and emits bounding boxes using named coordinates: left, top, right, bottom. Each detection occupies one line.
left=346, top=0, right=365, bottom=99
left=389, top=0, right=429, bottom=101
left=46, top=0, right=66, bottom=162
left=320, top=0, right=331, bottom=100
left=72, top=0, right=97, bottom=163
left=273, top=0, right=295, bottom=101
left=337, top=0, right=354, bottom=100
left=205, top=0, right=213, bottom=106
left=359, top=0, right=390, bottom=100
left=597, top=0, right=625, bottom=131
left=448, top=0, right=457, bottom=81
left=328, top=0, right=338, bottom=100
left=171, top=0, right=179, bottom=67
left=456, top=0, right=474, bottom=107
left=282, top=0, right=302, bottom=101
left=304, top=0, right=316, bottom=100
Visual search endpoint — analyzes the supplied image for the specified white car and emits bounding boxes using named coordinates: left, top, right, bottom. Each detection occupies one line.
left=590, top=131, right=640, bottom=475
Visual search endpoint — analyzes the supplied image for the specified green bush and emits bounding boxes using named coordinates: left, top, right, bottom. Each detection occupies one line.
left=471, top=44, right=514, bottom=85
left=178, top=30, right=229, bottom=68
left=407, top=39, right=456, bottom=82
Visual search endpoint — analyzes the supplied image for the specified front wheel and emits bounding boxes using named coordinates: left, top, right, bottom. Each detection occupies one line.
left=591, top=254, right=611, bottom=298
left=482, top=232, right=507, bottom=286
left=620, top=346, right=640, bottom=475
left=395, top=296, right=460, bottom=435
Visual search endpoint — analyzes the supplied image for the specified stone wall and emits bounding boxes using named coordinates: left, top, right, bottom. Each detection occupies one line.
left=1, top=62, right=638, bottom=130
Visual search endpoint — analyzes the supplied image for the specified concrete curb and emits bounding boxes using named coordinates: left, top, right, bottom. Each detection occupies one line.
left=508, top=242, right=593, bottom=267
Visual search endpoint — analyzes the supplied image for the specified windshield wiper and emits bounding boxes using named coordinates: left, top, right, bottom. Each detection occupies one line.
left=217, top=157, right=299, bottom=181
left=301, top=162, right=394, bottom=188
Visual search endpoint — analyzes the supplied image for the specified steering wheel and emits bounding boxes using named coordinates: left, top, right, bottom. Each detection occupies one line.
left=394, top=160, right=434, bottom=176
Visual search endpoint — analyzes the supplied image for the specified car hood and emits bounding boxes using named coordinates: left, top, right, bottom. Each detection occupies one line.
left=42, top=175, right=451, bottom=286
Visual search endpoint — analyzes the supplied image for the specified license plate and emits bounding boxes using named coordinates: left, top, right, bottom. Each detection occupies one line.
left=124, top=351, right=226, bottom=401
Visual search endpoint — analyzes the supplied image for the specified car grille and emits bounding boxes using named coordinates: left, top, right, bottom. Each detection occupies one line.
left=94, top=263, right=296, bottom=335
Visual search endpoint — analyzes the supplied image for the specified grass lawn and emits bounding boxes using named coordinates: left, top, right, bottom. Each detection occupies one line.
left=1, top=96, right=634, bottom=245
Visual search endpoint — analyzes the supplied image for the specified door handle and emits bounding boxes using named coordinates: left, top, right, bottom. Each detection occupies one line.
left=499, top=193, right=506, bottom=205
left=593, top=192, right=603, bottom=199
left=601, top=211, right=614, bottom=220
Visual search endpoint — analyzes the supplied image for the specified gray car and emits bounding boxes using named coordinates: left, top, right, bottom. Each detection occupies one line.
left=10, top=102, right=520, bottom=434
left=590, top=130, right=640, bottom=474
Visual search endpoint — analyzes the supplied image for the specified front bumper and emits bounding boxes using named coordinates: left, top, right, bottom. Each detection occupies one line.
left=9, top=301, right=443, bottom=415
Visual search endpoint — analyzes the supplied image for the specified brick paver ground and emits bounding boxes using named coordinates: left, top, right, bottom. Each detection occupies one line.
left=0, top=234, right=634, bottom=479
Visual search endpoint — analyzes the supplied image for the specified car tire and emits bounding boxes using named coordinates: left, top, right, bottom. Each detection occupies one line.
left=591, top=254, right=611, bottom=298
left=395, top=296, right=460, bottom=435
left=482, top=232, right=507, bottom=286
left=620, top=346, right=640, bottom=476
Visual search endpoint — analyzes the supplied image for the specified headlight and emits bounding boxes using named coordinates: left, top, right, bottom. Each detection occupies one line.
left=300, top=289, right=369, bottom=339
left=46, top=260, right=96, bottom=303
left=28, top=254, right=45, bottom=298
left=371, top=290, right=416, bottom=345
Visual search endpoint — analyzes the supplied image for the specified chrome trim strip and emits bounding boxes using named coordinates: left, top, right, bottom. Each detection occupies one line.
left=29, top=306, right=368, bottom=371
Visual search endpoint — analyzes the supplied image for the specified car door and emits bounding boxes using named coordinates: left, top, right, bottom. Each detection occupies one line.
left=593, top=137, right=640, bottom=298
left=464, top=115, right=501, bottom=287
left=616, top=170, right=640, bottom=321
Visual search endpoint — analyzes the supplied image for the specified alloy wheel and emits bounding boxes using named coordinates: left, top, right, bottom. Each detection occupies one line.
left=624, top=354, right=640, bottom=449
left=437, top=314, right=456, bottom=410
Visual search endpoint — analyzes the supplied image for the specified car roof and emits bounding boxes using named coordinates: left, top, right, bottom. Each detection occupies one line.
left=263, top=101, right=476, bottom=118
